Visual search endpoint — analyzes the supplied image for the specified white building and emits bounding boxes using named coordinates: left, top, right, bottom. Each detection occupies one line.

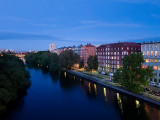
left=49, top=43, right=56, bottom=53
left=141, top=42, right=160, bottom=83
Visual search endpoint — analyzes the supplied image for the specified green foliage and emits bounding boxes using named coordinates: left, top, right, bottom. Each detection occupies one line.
left=25, top=50, right=80, bottom=71
left=87, top=55, right=98, bottom=71
left=113, top=53, right=153, bottom=94
left=25, top=51, right=60, bottom=72
left=79, top=60, right=84, bottom=68
left=59, top=50, right=80, bottom=70
left=93, top=55, right=98, bottom=71
left=0, top=53, right=31, bottom=113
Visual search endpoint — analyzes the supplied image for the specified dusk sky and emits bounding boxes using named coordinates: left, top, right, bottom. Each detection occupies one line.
left=0, top=0, right=160, bottom=51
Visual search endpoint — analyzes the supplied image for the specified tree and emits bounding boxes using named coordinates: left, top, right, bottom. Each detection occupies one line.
left=79, top=60, right=84, bottom=68
left=59, top=50, right=80, bottom=70
left=87, top=56, right=94, bottom=71
left=93, top=55, right=98, bottom=71
left=87, top=55, right=98, bottom=72
left=113, top=53, right=153, bottom=94
left=0, top=53, right=31, bottom=114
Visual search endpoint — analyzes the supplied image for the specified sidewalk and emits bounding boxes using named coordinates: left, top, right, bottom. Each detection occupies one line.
left=67, top=70, right=160, bottom=106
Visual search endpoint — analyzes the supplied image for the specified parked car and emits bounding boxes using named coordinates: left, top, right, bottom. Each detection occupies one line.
left=149, top=81, right=156, bottom=86
left=109, top=73, right=113, bottom=76
left=143, top=88, right=151, bottom=92
left=156, top=83, right=160, bottom=88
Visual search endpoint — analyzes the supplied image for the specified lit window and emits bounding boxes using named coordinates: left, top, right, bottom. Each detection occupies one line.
left=159, top=60, right=160, bottom=63
left=142, top=65, right=145, bottom=68
left=143, top=52, right=145, bottom=56
left=146, top=59, right=149, bottom=62
left=155, top=60, right=158, bottom=63
left=150, top=59, right=153, bottom=62
left=158, top=66, right=160, bottom=70
left=155, top=51, right=158, bottom=56
left=151, top=51, right=153, bottom=56
left=147, top=51, right=149, bottom=56
left=117, top=65, right=120, bottom=69
left=154, top=66, right=158, bottom=70
left=114, top=52, right=116, bottom=55
left=121, top=47, right=123, bottom=50
left=127, top=47, right=129, bottom=50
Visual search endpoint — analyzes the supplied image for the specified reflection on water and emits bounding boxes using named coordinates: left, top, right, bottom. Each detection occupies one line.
left=62, top=71, right=160, bottom=120
left=3, top=69, right=160, bottom=120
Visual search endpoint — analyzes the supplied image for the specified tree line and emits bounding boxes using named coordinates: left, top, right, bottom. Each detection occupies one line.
left=0, top=53, right=31, bottom=114
left=25, top=50, right=80, bottom=72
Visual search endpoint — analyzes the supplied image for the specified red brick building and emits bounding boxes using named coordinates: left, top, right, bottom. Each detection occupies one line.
left=80, top=44, right=96, bottom=66
left=96, top=42, right=141, bottom=73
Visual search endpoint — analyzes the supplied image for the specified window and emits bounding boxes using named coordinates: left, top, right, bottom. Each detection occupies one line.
left=117, top=65, right=120, bottom=69
left=114, top=52, right=116, bottom=55
left=121, top=47, right=123, bottom=50
left=151, top=51, right=153, bottom=56
left=155, top=51, right=158, bottom=57
left=117, top=52, right=119, bottom=55
left=143, top=52, right=145, bottom=56
left=147, top=51, right=149, bottom=56
left=117, top=56, right=119, bottom=60
left=155, top=60, right=158, bottom=63
left=158, top=66, right=160, bottom=70
left=150, top=59, right=153, bottom=62
left=142, top=65, right=145, bottom=68
left=146, top=59, right=149, bottom=62
left=114, top=56, right=116, bottom=59
left=154, top=66, right=157, bottom=70
left=117, top=61, right=119, bottom=64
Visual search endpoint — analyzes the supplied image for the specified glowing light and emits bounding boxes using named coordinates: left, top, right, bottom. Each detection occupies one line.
left=104, top=88, right=106, bottom=97
left=88, top=82, right=91, bottom=93
left=94, top=84, right=97, bottom=95
left=117, top=93, right=123, bottom=113
left=135, top=100, right=140, bottom=108
left=80, top=79, right=81, bottom=82
left=74, top=76, right=75, bottom=79
left=64, top=72, right=66, bottom=78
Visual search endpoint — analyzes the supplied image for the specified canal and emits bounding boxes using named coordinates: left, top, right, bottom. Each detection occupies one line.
left=2, top=67, right=160, bottom=120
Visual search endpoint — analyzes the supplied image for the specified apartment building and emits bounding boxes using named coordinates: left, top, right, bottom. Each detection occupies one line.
left=141, top=42, right=160, bottom=83
left=96, top=42, right=141, bottom=73
left=80, top=44, right=96, bottom=66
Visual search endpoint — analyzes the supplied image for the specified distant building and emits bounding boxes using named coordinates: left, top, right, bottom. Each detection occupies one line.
left=49, top=43, right=56, bottom=53
left=141, top=41, right=160, bottom=83
left=80, top=44, right=96, bottom=66
left=96, top=42, right=141, bottom=73
left=72, top=44, right=82, bottom=55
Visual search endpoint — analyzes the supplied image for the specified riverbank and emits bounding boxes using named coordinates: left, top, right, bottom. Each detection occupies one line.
left=67, top=70, right=160, bottom=107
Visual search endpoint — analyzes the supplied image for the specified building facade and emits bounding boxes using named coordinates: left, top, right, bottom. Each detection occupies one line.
left=49, top=43, right=56, bottom=53
left=96, top=42, right=141, bottom=73
left=72, top=44, right=82, bottom=55
left=80, top=44, right=96, bottom=66
left=141, top=42, right=160, bottom=83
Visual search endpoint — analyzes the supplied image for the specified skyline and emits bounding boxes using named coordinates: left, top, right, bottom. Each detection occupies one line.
left=0, top=0, right=160, bottom=51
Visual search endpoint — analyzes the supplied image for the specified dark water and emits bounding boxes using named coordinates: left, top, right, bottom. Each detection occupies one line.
left=2, top=68, right=160, bottom=120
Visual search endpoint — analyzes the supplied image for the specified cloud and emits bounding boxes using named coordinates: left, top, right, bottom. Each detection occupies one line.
left=0, top=31, right=56, bottom=40
left=151, top=14, right=160, bottom=19
left=113, top=0, right=160, bottom=4
left=80, top=20, right=140, bottom=28
left=29, top=23, right=56, bottom=27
